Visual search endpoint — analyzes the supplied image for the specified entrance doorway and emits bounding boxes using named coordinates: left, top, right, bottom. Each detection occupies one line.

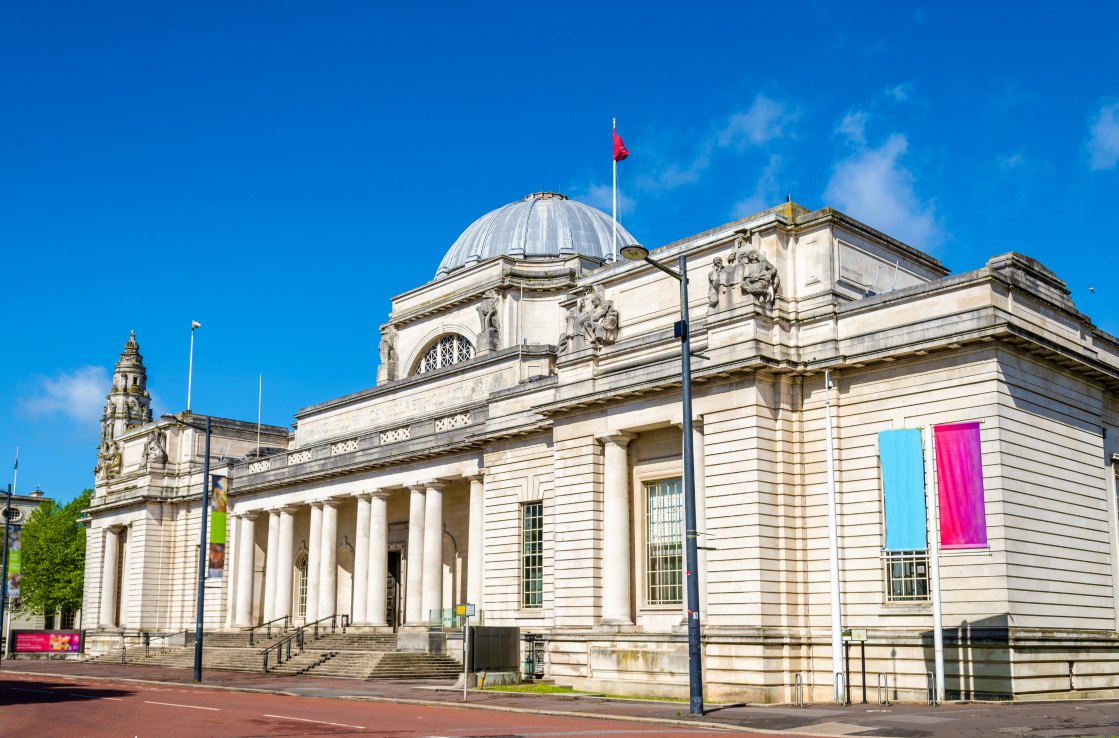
left=387, top=551, right=401, bottom=631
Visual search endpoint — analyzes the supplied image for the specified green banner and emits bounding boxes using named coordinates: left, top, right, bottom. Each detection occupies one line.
left=208, top=476, right=228, bottom=577
left=7, top=525, right=21, bottom=598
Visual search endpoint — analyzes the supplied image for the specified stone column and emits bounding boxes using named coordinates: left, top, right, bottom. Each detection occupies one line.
left=404, top=485, right=426, bottom=625
left=275, top=507, right=295, bottom=621
left=421, top=481, right=445, bottom=621
left=352, top=493, right=372, bottom=625
left=234, top=512, right=258, bottom=627
left=317, top=499, right=340, bottom=620
left=600, top=433, right=635, bottom=625
left=367, top=491, right=391, bottom=627
left=466, top=474, right=485, bottom=611
left=98, top=526, right=122, bottom=627
left=305, top=502, right=323, bottom=622
left=263, top=510, right=281, bottom=623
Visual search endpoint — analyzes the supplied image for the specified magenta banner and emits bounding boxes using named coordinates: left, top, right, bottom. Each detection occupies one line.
left=933, top=421, right=988, bottom=549
left=13, top=630, right=83, bottom=653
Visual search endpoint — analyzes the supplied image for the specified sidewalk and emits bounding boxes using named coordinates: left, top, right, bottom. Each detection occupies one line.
left=4, top=659, right=1118, bottom=738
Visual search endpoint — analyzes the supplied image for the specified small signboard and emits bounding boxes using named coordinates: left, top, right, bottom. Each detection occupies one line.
left=13, top=630, right=83, bottom=654
left=842, top=628, right=868, bottom=642
left=455, top=603, right=476, bottom=617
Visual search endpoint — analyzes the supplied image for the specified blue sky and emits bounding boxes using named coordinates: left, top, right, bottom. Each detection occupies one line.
left=3, top=1, right=1117, bottom=503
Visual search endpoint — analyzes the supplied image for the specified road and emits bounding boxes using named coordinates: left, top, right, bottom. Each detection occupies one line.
left=0, top=672, right=783, bottom=737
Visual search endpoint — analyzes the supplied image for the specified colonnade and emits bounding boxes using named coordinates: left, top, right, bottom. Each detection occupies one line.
left=226, top=475, right=485, bottom=629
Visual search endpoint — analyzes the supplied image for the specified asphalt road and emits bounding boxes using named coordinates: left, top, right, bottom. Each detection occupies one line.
left=0, top=672, right=785, bottom=738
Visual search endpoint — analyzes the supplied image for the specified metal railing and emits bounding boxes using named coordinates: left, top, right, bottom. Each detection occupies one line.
left=428, top=608, right=484, bottom=629
left=121, top=630, right=189, bottom=664
left=260, top=628, right=304, bottom=673
left=245, top=614, right=290, bottom=646
left=258, top=613, right=348, bottom=673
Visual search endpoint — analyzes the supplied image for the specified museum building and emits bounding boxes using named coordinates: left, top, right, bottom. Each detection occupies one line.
left=83, top=193, right=1119, bottom=702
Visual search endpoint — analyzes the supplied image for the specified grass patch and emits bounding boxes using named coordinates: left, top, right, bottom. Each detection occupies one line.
left=482, top=683, right=583, bottom=695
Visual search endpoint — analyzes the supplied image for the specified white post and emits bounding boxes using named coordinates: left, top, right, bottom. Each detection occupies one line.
left=823, top=371, right=845, bottom=699
left=187, top=322, right=200, bottom=412
left=925, top=425, right=946, bottom=703
left=612, top=118, right=618, bottom=262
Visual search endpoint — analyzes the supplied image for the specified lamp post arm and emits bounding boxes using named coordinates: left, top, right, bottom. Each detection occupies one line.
left=643, top=256, right=683, bottom=281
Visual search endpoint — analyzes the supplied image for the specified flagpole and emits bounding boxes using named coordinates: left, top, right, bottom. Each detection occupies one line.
left=188, top=321, right=201, bottom=412
left=256, top=373, right=262, bottom=456
left=612, top=118, right=618, bottom=263
left=11, top=448, right=17, bottom=498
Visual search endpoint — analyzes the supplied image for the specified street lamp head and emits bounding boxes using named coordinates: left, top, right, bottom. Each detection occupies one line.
left=620, top=243, right=649, bottom=261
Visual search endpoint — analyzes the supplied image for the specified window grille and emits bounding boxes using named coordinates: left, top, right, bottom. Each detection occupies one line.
left=521, top=501, right=544, bottom=608
left=645, top=478, right=683, bottom=605
left=884, top=550, right=929, bottom=601
left=417, top=334, right=474, bottom=374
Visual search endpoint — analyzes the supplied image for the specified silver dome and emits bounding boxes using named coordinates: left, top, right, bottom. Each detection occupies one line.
left=435, top=192, right=637, bottom=279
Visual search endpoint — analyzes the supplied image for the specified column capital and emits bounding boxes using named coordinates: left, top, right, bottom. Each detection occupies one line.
left=321, top=497, right=343, bottom=509
left=422, top=480, right=446, bottom=492
left=354, top=491, right=373, bottom=501
left=407, top=483, right=427, bottom=494
left=370, top=489, right=393, bottom=501
left=106, top=523, right=127, bottom=533
left=466, top=472, right=486, bottom=483
left=598, top=431, right=636, bottom=448
left=239, top=510, right=260, bottom=520
left=671, top=417, right=704, bottom=433
left=278, top=504, right=299, bottom=514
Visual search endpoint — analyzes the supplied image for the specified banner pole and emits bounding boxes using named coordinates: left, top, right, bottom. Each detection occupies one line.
left=924, top=425, right=945, bottom=703
left=612, top=118, right=618, bottom=263
left=0, top=483, right=11, bottom=663
left=193, top=417, right=212, bottom=682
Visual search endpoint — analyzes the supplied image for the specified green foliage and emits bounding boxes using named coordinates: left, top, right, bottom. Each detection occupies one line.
left=17, top=489, right=92, bottom=617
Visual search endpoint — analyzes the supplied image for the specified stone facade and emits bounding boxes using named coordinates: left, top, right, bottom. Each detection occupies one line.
left=83, top=198, right=1119, bottom=702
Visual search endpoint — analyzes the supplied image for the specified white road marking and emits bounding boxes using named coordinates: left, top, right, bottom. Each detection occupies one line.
left=144, top=700, right=219, bottom=710
left=263, top=714, right=366, bottom=729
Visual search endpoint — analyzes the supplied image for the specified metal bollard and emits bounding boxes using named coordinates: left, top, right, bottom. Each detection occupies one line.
left=926, top=671, right=936, bottom=705
left=877, top=673, right=890, bottom=706
left=794, top=673, right=804, bottom=707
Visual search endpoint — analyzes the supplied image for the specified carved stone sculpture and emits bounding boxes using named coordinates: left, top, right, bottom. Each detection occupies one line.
left=378, top=325, right=398, bottom=383
left=141, top=430, right=167, bottom=470
left=583, top=284, right=620, bottom=348
left=740, top=248, right=779, bottom=308
left=476, top=289, right=500, bottom=352
left=708, top=256, right=725, bottom=307
left=103, top=442, right=122, bottom=480
left=557, top=304, right=578, bottom=355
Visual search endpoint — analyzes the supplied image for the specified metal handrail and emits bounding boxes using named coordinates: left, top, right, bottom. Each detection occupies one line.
left=121, top=630, right=189, bottom=664
left=926, top=671, right=937, bottom=705
left=245, top=614, right=290, bottom=646
left=260, top=627, right=304, bottom=673
left=303, top=613, right=348, bottom=641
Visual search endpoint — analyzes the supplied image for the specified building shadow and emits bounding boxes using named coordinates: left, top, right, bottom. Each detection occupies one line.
left=0, top=678, right=133, bottom=706
left=922, top=614, right=1011, bottom=699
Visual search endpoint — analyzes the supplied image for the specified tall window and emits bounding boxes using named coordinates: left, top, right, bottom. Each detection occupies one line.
left=296, top=554, right=309, bottom=617
left=416, top=334, right=474, bottom=374
left=521, top=501, right=544, bottom=609
left=645, top=478, right=683, bottom=605
left=884, top=551, right=929, bottom=601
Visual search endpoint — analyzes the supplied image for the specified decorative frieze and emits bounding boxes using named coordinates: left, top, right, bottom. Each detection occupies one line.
left=288, top=449, right=312, bottom=465
left=379, top=427, right=411, bottom=445
left=435, top=412, right=471, bottom=432
left=330, top=438, right=359, bottom=456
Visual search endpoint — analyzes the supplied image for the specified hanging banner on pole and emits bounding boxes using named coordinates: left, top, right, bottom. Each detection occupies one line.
left=6, top=525, right=21, bottom=598
left=208, top=475, right=229, bottom=577
left=933, top=422, right=988, bottom=549
left=879, top=429, right=928, bottom=551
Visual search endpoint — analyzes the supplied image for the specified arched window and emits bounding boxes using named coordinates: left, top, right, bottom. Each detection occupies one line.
left=296, top=554, right=309, bottom=618
left=415, top=334, right=474, bottom=375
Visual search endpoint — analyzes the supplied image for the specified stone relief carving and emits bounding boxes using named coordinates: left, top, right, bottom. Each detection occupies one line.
left=584, top=284, right=620, bottom=347
left=708, top=229, right=779, bottom=312
left=101, top=442, right=122, bottom=480
left=141, top=430, right=167, bottom=470
left=476, top=289, right=500, bottom=352
left=556, top=303, right=578, bottom=355
left=378, top=325, right=398, bottom=383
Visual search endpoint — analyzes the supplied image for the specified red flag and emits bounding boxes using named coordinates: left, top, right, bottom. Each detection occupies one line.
left=613, top=129, right=629, bottom=162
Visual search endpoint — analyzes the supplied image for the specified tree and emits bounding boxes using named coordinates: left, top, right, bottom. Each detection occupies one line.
left=17, top=489, right=91, bottom=620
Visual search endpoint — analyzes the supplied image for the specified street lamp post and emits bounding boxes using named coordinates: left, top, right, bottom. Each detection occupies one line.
left=0, top=483, right=12, bottom=663
left=620, top=244, right=704, bottom=716
left=193, top=416, right=212, bottom=682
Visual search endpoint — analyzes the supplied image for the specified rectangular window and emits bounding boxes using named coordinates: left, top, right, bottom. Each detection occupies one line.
left=521, top=501, right=544, bottom=609
left=884, top=550, right=930, bottom=601
left=645, top=477, right=683, bottom=605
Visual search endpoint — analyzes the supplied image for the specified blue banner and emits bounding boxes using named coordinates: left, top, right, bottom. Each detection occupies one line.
left=879, top=429, right=927, bottom=551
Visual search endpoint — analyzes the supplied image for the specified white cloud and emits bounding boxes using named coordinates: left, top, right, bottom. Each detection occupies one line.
left=996, top=153, right=1025, bottom=171
left=837, top=110, right=868, bottom=146
left=574, top=183, right=636, bottom=217
left=18, top=366, right=109, bottom=426
left=731, top=155, right=783, bottom=218
left=1087, top=101, right=1119, bottom=171
left=884, top=82, right=915, bottom=103
left=824, top=134, right=941, bottom=248
left=718, top=95, right=797, bottom=150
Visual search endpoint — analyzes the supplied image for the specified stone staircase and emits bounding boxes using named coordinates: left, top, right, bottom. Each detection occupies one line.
left=90, top=630, right=462, bottom=681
